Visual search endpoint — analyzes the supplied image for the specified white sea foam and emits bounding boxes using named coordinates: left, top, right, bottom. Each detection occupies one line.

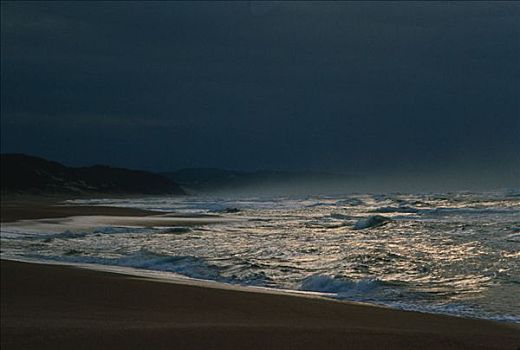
left=371, top=206, right=419, bottom=213
left=300, top=275, right=386, bottom=299
left=353, top=215, right=392, bottom=230
left=3, top=190, right=520, bottom=322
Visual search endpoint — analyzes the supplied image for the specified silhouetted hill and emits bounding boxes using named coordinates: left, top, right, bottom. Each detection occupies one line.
left=1, top=154, right=185, bottom=195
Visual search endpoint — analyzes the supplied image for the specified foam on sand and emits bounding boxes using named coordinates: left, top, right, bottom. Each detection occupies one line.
left=1, top=214, right=240, bottom=233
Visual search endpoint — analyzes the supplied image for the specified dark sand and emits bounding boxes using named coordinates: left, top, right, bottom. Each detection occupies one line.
left=1, top=198, right=519, bottom=349
left=1, top=260, right=519, bottom=350
left=0, top=197, right=232, bottom=229
left=0, top=196, right=158, bottom=222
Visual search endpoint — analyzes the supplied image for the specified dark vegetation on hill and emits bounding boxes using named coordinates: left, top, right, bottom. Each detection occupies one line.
left=1, top=154, right=185, bottom=195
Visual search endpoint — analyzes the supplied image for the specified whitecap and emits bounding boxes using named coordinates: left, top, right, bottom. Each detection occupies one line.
left=353, top=215, right=392, bottom=230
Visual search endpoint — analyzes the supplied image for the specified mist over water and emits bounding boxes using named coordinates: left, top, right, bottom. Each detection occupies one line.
left=174, top=168, right=520, bottom=197
left=2, top=190, right=519, bottom=322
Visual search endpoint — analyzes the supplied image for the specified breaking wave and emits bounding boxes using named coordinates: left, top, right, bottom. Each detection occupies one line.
left=299, top=275, right=520, bottom=322
left=25, top=250, right=269, bottom=286
left=3, top=190, right=520, bottom=323
left=300, top=275, right=392, bottom=299
left=371, top=206, right=419, bottom=213
left=353, top=215, right=392, bottom=230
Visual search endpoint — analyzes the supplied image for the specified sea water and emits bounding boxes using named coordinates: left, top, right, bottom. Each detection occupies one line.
left=1, top=191, right=519, bottom=322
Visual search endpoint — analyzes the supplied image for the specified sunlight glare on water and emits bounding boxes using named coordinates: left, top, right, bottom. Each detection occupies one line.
left=1, top=191, right=519, bottom=322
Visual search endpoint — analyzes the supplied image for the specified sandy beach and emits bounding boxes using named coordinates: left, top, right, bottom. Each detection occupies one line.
left=1, top=199, right=519, bottom=349
left=1, top=196, right=233, bottom=229
left=3, top=0, right=519, bottom=347
left=1, top=260, right=519, bottom=350
left=1, top=196, right=158, bottom=222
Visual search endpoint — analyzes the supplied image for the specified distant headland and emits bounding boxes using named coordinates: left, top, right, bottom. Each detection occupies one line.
left=1, top=153, right=186, bottom=196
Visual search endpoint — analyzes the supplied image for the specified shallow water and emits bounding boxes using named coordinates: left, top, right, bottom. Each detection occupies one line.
left=1, top=190, right=519, bottom=322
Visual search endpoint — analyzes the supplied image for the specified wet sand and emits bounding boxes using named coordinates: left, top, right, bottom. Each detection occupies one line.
left=1, top=260, right=519, bottom=350
left=1, top=196, right=230, bottom=228
left=1, top=198, right=519, bottom=349
left=1, top=196, right=158, bottom=222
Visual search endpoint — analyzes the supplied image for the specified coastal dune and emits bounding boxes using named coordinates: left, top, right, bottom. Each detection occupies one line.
left=2, top=260, right=519, bottom=350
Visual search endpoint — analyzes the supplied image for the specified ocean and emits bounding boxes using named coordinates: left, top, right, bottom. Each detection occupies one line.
left=1, top=190, right=519, bottom=322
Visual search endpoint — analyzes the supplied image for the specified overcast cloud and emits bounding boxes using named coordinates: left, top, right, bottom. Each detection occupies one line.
left=1, top=1, right=518, bottom=188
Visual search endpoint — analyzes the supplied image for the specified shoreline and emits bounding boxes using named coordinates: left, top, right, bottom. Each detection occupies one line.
left=0, top=195, right=161, bottom=223
left=2, top=197, right=520, bottom=348
left=1, top=256, right=333, bottom=298
left=1, top=196, right=234, bottom=227
left=2, top=255, right=518, bottom=325
left=2, top=259, right=519, bottom=349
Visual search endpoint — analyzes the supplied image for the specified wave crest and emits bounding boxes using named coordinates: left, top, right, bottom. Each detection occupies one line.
left=300, top=274, right=389, bottom=299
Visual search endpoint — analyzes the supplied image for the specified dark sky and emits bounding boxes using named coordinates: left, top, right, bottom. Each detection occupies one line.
left=1, top=1, right=519, bottom=187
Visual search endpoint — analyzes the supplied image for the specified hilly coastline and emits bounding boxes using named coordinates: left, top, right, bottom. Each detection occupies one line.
left=1, top=154, right=355, bottom=197
left=1, top=154, right=185, bottom=196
